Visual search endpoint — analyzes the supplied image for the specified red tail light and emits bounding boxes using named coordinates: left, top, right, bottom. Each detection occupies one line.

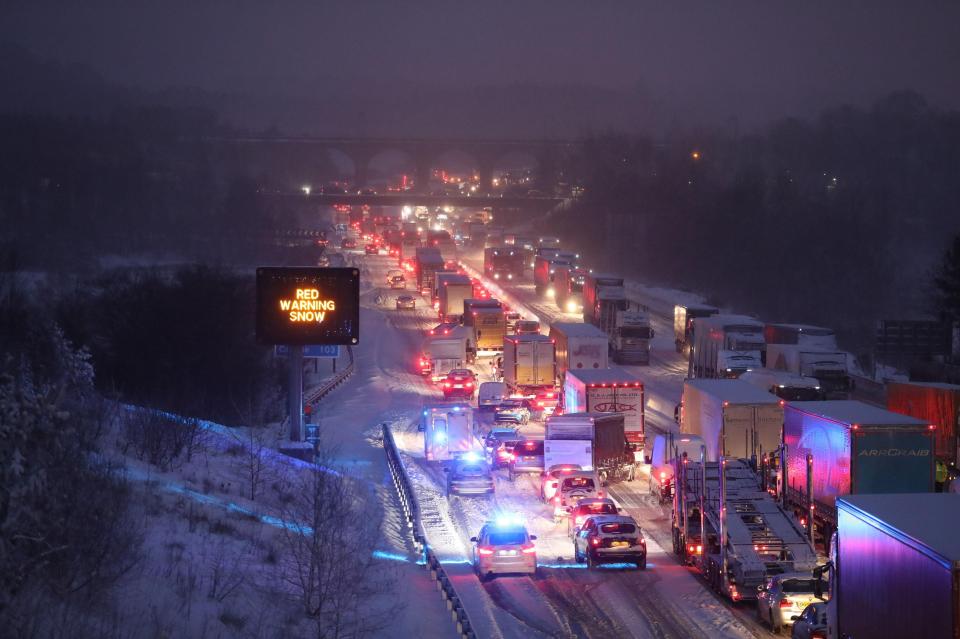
left=444, top=382, right=451, bottom=388
left=597, top=490, right=604, bottom=498
left=811, top=632, right=827, bottom=639
left=779, top=599, right=792, bottom=608
left=521, top=543, right=536, bottom=554
left=590, top=537, right=600, bottom=546
left=478, top=547, right=494, bottom=556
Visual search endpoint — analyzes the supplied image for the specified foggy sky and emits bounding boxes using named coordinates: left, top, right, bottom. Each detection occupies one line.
left=3, top=1, right=960, bottom=132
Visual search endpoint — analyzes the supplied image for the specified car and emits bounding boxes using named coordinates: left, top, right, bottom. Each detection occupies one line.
left=478, top=381, right=507, bottom=410
left=365, top=244, right=379, bottom=255
left=514, top=320, right=541, bottom=335
left=316, top=254, right=330, bottom=267
left=428, top=322, right=459, bottom=336
left=790, top=602, right=828, bottom=639
left=531, top=389, right=559, bottom=417
left=416, top=353, right=433, bottom=377
left=573, top=514, right=646, bottom=569
left=505, top=312, right=523, bottom=334
left=757, top=572, right=829, bottom=633
left=470, top=516, right=538, bottom=580
left=445, top=454, right=495, bottom=496
left=396, top=295, right=416, bottom=310
left=494, top=398, right=532, bottom=425
left=507, top=439, right=545, bottom=481
left=568, top=498, right=620, bottom=538
left=442, top=369, right=477, bottom=399
left=539, top=464, right=583, bottom=502
left=385, top=269, right=404, bottom=283
left=552, top=470, right=602, bottom=519
left=482, top=427, right=519, bottom=455
left=389, top=275, right=406, bottom=289
left=341, top=238, right=357, bottom=250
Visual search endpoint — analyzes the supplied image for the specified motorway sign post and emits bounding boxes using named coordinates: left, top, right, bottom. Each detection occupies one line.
left=256, top=267, right=360, bottom=442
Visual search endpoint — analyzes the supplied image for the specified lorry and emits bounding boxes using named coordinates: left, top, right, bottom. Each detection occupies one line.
left=562, top=368, right=645, bottom=448
left=689, top=314, right=764, bottom=379
left=739, top=369, right=823, bottom=401
left=549, top=322, right=609, bottom=384
left=887, top=381, right=960, bottom=464
left=766, top=344, right=851, bottom=399
left=649, top=432, right=705, bottom=504
left=677, top=379, right=783, bottom=463
left=463, top=299, right=506, bottom=355
left=763, top=323, right=838, bottom=350
left=671, top=458, right=818, bottom=601
left=436, top=273, right=473, bottom=322
left=422, top=326, right=469, bottom=382
left=816, top=493, right=960, bottom=639
left=502, top=334, right=556, bottom=396
left=611, top=310, right=654, bottom=365
left=415, top=247, right=445, bottom=295
left=583, top=273, right=628, bottom=330
left=425, top=230, right=456, bottom=258
left=554, top=265, right=586, bottom=314
left=484, top=247, right=525, bottom=282
left=534, top=255, right=572, bottom=296
left=421, top=404, right=476, bottom=462
left=674, top=303, right=719, bottom=355
left=545, top=413, right=632, bottom=479
left=781, top=400, right=935, bottom=540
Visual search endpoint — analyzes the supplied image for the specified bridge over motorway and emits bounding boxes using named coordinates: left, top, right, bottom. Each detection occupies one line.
left=207, top=135, right=582, bottom=192
left=269, top=190, right=566, bottom=212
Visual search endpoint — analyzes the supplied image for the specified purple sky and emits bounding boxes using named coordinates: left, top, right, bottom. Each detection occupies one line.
left=3, top=1, right=959, bottom=130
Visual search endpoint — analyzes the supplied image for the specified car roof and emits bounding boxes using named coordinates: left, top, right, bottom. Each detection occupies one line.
left=584, top=514, right=636, bottom=526
left=489, top=427, right=518, bottom=435
left=574, top=498, right=616, bottom=508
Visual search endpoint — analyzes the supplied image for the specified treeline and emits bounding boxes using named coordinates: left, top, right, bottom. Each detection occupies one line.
left=0, top=107, right=336, bottom=271
left=554, top=91, right=960, bottom=353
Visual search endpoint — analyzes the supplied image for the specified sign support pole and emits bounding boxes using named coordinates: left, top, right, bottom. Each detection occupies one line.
left=288, top=345, right=304, bottom=441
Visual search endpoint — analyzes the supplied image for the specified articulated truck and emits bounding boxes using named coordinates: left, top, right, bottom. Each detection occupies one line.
left=502, top=334, right=556, bottom=396
left=544, top=413, right=630, bottom=478
left=563, top=368, right=645, bottom=448
left=817, top=493, right=960, bottom=639
left=549, top=322, right=609, bottom=383
left=484, top=246, right=525, bottom=281
left=766, top=344, right=851, bottom=399
left=781, top=400, right=935, bottom=542
left=674, top=303, right=718, bottom=355
left=689, top=314, right=764, bottom=378
left=436, top=273, right=472, bottom=323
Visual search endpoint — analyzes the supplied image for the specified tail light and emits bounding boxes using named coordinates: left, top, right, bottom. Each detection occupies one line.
left=478, top=547, right=494, bottom=556
left=590, top=537, right=600, bottom=546
left=597, top=490, right=604, bottom=498
left=466, top=382, right=474, bottom=388
left=811, top=632, right=827, bottom=639
left=444, top=382, right=452, bottom=388
left=521, top=543, right=536, bottom=554
left=779, top=598, right=792, bottom=608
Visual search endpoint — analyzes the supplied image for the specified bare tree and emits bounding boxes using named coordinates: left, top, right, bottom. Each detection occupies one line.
left=278, top=444, right=398, bottom=639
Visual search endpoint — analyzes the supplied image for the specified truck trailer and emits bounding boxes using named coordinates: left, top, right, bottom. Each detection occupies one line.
left=422, top=327, right=469, bottom=382
left=502, top=334, right=557, bottom=396
left=554, top=265, right=586, bottom=315
left=781, top=400, right=935, bottom=539
left=562, top=368, right=645, bottom=448
left=678, top=378, right=783, bottom=463
left=820, top=493, right=960, bottom=639
left=484, top=246, right=525, bottom=281
left=674, top=303, right=719, bottom=355
left=545, top=413, right=631, bottom=479
left=549, top=322, right=609, bottom=384
left=415, top=247, right=445, bottom=295
left=534, top=255, right=572, bottom=296
left=689, top=314, right=764, bottom=379
left=436, top=273, right=473, bottom=323
left=422, top=405, right=476, bottom=462
left=611, top=310, right=653, bottom=365
left=886, top=381, right=960, bottom=465
left=763, top=323, right=838, bottom=350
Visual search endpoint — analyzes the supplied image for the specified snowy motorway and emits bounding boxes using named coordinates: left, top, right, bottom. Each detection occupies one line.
left=340, top=251, right=771, bottom=638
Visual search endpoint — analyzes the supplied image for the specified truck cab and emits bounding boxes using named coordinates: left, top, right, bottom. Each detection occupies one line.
left=612, top=310, right=654, bottom=365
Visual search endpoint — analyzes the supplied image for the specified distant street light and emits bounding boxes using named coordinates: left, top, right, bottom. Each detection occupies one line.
left=691, top=151, right=701, bottom=161
left=301, top=185, right=312, bottom=195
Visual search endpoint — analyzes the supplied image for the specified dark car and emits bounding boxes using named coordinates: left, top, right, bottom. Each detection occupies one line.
left=508, top=439, right=545, bottom=481
left=446, top=455, right=495, bottom=496
left=573, top=514, right=646, bottom=569
left=443, top=369, right=477, bottom=400
left=365, top=244, right=379, bottom=255
left=341, top=238, right=357, bottom=250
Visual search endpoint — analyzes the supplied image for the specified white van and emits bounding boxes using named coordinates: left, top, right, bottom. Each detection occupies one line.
left=478, top=381, right=506, bottom=411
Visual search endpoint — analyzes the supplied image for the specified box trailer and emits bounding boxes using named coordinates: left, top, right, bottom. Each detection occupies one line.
left=782, top=400, right=935, bottom=532
left=554, top=265, right=586, bottom=315
left=766, top=344, right=851, bottom=398
left=436, top=273, right=473, bottom=323
left=549, top=322, right=609, bottom=383
left=679, top=378, right=783, bottom=463
left=545, top=412, right=628, bottom=474
left=415, top=247, right=445, bottom=294
left=423, top=326, right=469, bottom=382
left=887, top=381, right=960, bottom=465
left=689, top=314, right=764, bottom=379
left=674, top=303, right=718, bottom=355
left=823, top=493, right=960, bottom=639
left=562, top=368, right=645, bottom=447
left=422, top=405, right=476, bottom=462
left=503, top=334, right=556, bottom=395
left=763, top=323, right=838, bottom=350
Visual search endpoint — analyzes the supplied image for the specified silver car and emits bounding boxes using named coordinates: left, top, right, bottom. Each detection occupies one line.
left=507, top=439, right=544, bottom=481
left=470, top=518, right=538, bottom=580
left=757, top=572, right=829, bottom=633
left=446, top=456, right=495, bottom=496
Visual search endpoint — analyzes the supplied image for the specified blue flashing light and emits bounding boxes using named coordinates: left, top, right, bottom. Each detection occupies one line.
left=434, top=431, right=447, bottom=443
left=461, top=451, right=482, bottom=463
left=453, top=406, right=461, bottom=412
left=494, top=513, right=523, bottom=528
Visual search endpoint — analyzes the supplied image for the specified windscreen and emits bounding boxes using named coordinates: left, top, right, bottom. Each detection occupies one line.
left=458, top=465, right=486, bottom=475
left=563, top=477, right=596, bottom=490
left=488, top=531, right=526, bottom=545
left=599, top=523, right=636, bottom=534
left=781, top=578, right=826, bottom=593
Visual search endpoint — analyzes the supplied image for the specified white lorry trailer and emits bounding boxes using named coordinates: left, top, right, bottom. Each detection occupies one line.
left=502, top=334, right=557, bottom=396
left=549, top=322, right=609, bottom=384
left=678, top=378, right=783, bottom=463
left=545, top=413, right=631, bottom=480
left=423, top=326, right=469, bottom=382
left=563, top=368, right=645, bottom=449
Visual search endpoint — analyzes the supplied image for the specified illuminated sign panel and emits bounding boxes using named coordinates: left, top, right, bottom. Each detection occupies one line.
left=256, top=267, right=360, bottom=345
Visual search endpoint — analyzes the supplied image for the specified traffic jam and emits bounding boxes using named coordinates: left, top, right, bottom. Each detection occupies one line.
left=341, top=204, right=957, bottom=638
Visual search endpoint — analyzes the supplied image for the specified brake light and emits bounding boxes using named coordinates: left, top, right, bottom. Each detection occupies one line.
left=554, top=496, right=560, bottom=504
left=466, top=382, right=474, bottom=388
left=659, top=471, right=667, bottom=480
left=810, top=631, right=827, bottom=639
left=444, top=382, right=451, bottom=388
left=590, top=537, right=600, bottom=546
left=478, top=547, right=494, bottom=556
left=779, top=598, right=792, bottom=608
left=597, top=490, right=603, bottom=498
left=521, top=544, right=536, bottom=554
